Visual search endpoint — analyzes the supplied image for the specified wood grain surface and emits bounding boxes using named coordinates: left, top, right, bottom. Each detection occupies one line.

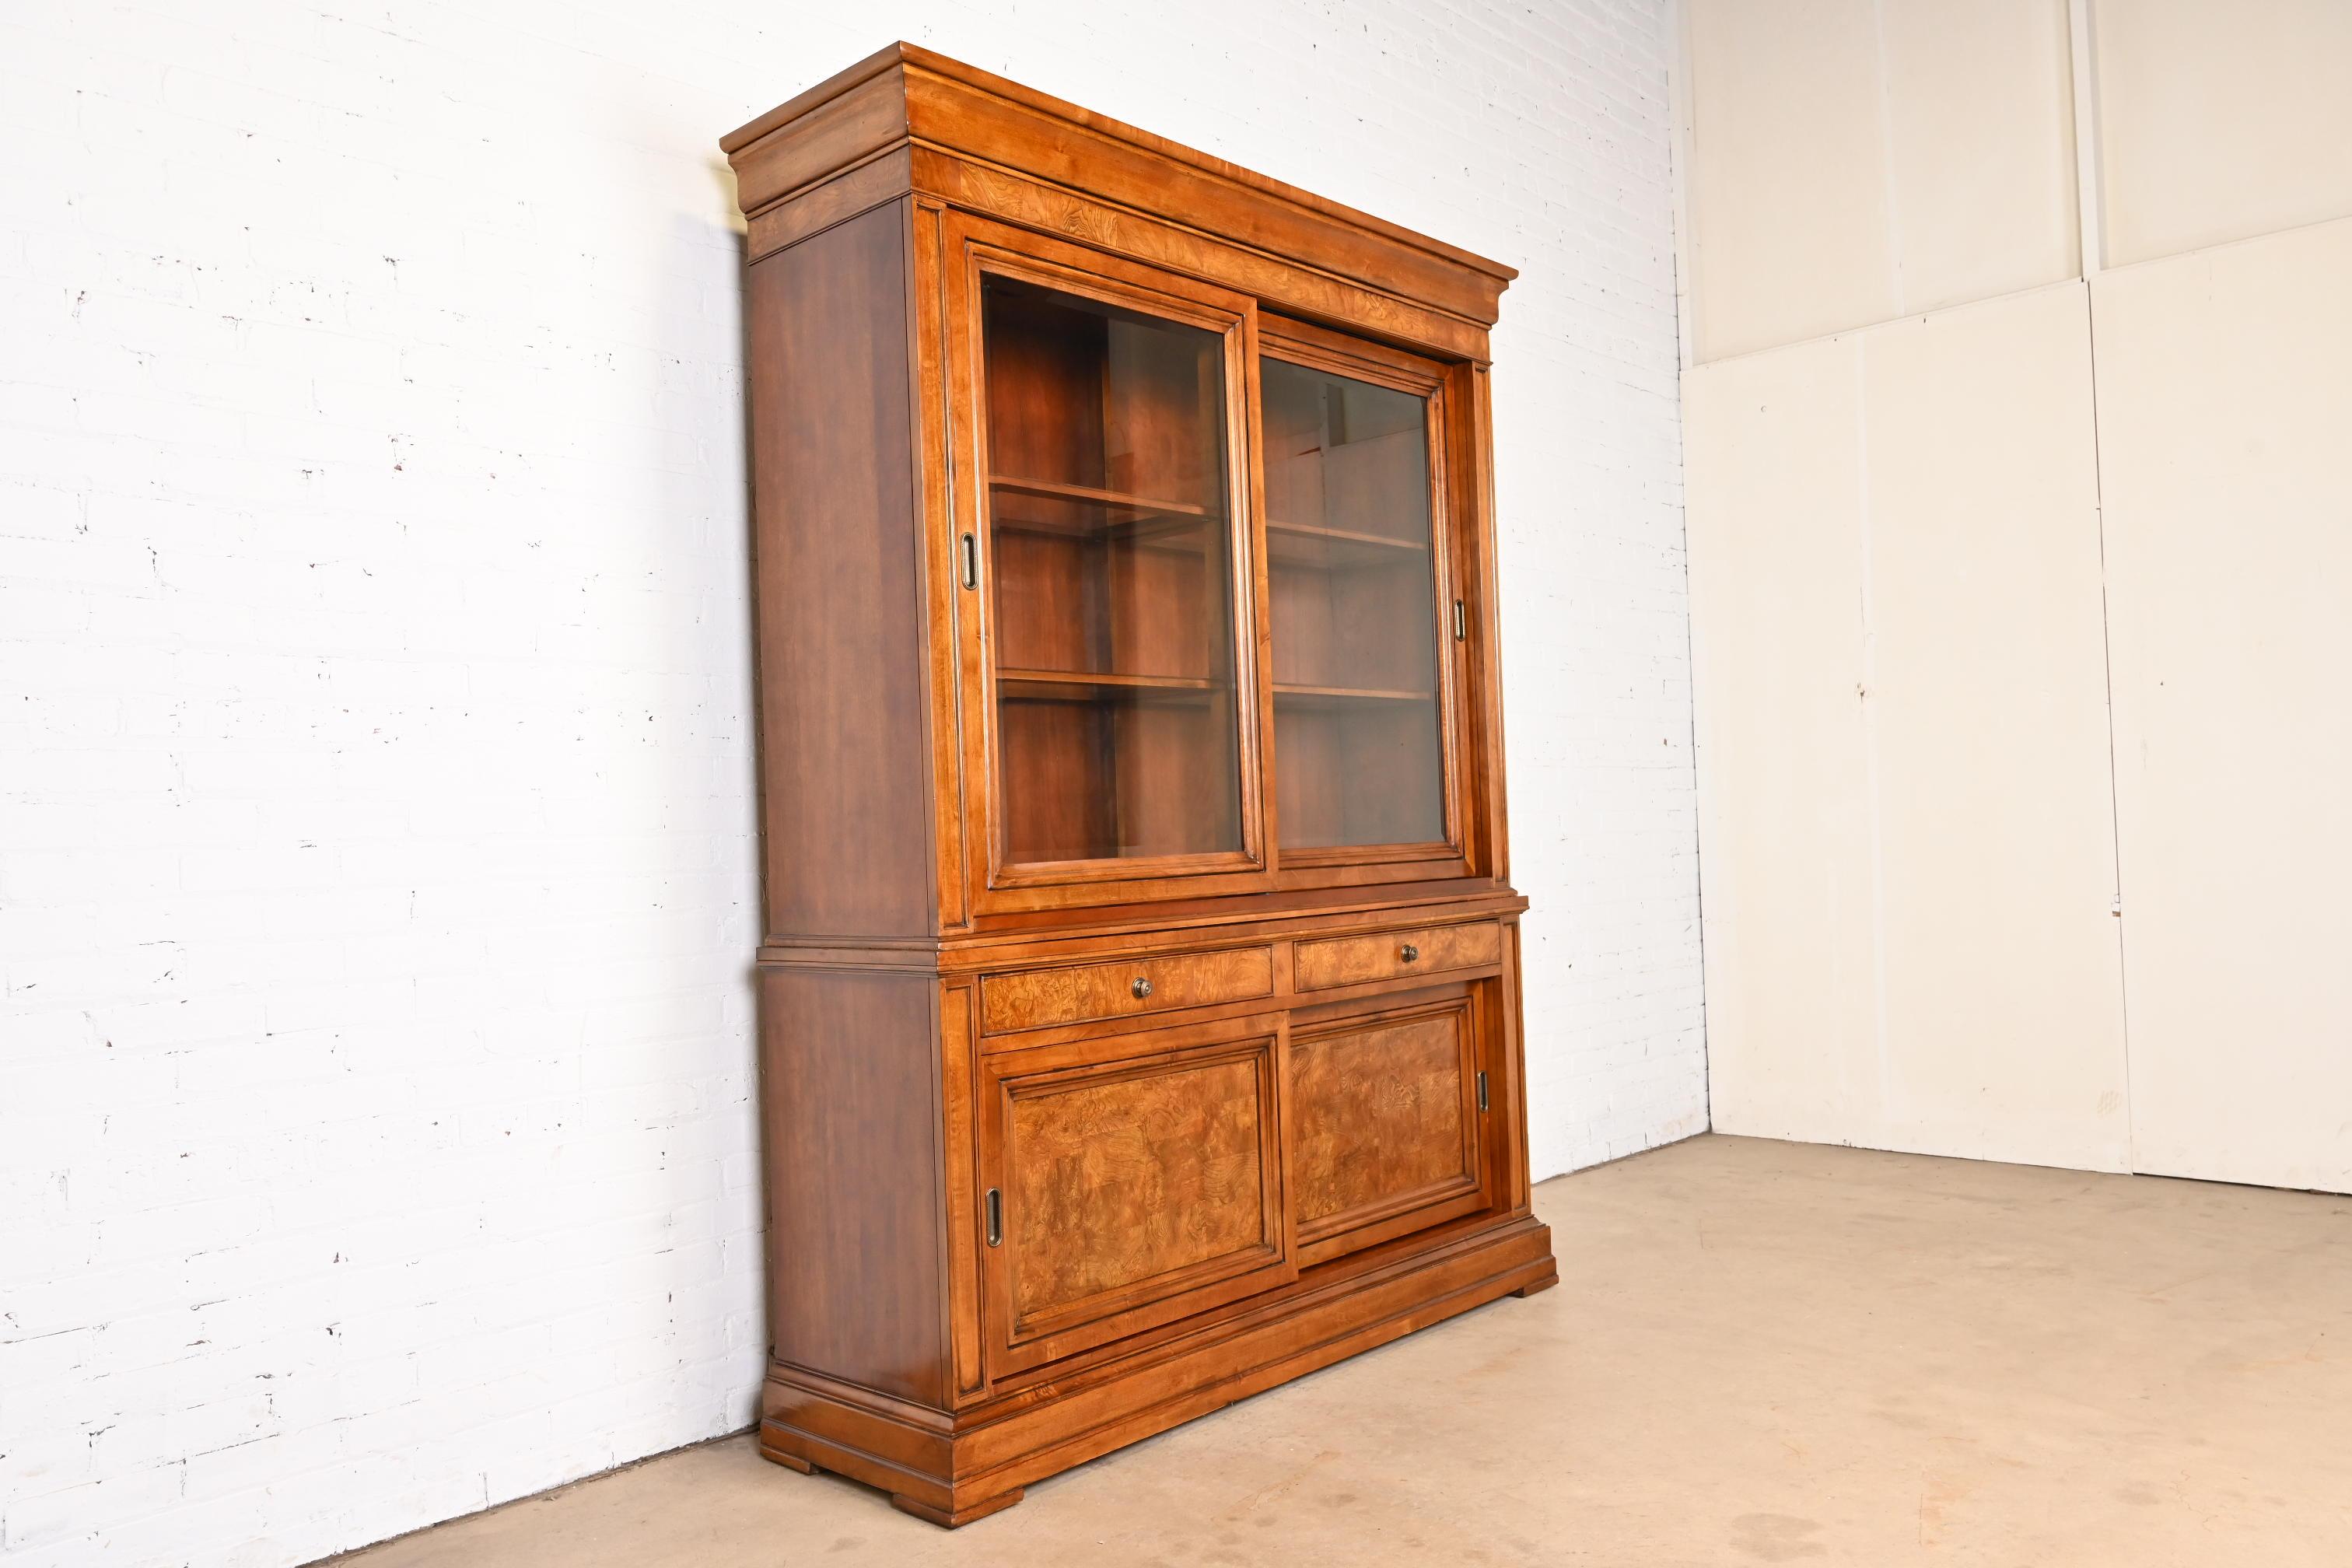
left=745, top=204, right=934, bottom=940
left=1006, top=1055, right=1269, bottom=1318
left=1292, top=1008, right=1472, bottom=1229
left=981, top=944, right=1272, bottom=1033
left=1294, top=920, right=1502, bottom=990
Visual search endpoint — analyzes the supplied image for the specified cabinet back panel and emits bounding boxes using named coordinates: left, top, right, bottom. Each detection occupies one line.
left=1262, top=366, right=1328, bottom=523
left=1104, top=544, right=1213, bottom=679
left=1339, top=702, right=1445, bottom=846
left=747, top=203, right=935, bottom=938
left=1273, top=702, right=1445, bottom=850
left=984, top=287, right=1108, bottom=488
left=1101, top=320, right=1223, bottom=507
left=1324, top=425, right=1430, bottom=544
left=1272, top=705, right=1346, bottom=848
left=992, top=530, right=1104, bottom=674
left=1268, top=558, right=1435, bottom=693
left=1111, top=695, right=1242, bottom=856
left=999, top=699, right=1118, bottom=863
left=1265, top=562, right=1335, bottom=688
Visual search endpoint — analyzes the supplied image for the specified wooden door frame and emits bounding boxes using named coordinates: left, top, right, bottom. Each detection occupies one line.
left=940, top=210, right=1281, bottom=917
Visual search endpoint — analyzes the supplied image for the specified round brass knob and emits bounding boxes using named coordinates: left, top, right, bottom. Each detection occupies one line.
left=1400, top=943, right=1420, bottom=963
left=1132, top=975, right=1153, bottom=1000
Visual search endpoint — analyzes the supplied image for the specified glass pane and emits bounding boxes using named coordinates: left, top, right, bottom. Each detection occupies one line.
left=981, top=276, right=1244, bottom=868
left=1262, top=357, right=1446, bottom=850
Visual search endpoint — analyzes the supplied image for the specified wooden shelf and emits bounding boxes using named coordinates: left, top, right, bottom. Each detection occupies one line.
left=999, top=667, right=1225, bottom=702
left=992, top=476, right=1212, bottom=515
left=992, top=476, right=1219, bottom=530
left=1273, top=682, right=1434, bottom=705
left=999, top=673, right=1429, bottom=705
left=1265, top=518, right=1428, bottom=569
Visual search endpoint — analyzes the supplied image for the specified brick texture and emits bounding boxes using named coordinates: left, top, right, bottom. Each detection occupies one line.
left=0, top=3, right=1698, bottom=1562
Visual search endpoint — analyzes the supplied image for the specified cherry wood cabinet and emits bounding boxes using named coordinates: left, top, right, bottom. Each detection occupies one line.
left=725, top=44, right=1556, bottom=1527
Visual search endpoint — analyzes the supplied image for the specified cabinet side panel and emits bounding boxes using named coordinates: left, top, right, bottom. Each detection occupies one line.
left=760, top=967, right=947, bottom=1405
left=748, top=203, right=935, bottom=939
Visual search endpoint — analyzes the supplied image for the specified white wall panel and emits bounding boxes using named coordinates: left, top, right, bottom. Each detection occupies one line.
left=1682, top=0, right=2352, bottom=1194
left=1689, top=287, right=2127, bottom=1167
left=2094, top=219, right=2352, bottom=1193
left=1684, top=0, right=1895, bottom=361
left=2095, top=0, right=2352, bottom=266
left=1861, top=287, right=2126, bottom=1169
left=1877, top=0, right=2081, bottom=315
left=1685, top=335, right=1877, bottom=1143
left=1684, top=0, right=2078, bottom=361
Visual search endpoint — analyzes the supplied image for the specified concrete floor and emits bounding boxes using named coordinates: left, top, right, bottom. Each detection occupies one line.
left=331, top=1134, right=2352, bottom=1566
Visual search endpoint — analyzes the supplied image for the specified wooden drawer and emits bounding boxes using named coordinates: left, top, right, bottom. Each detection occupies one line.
left=980, top=945, right=1274, bottom=1034
left=1293, top=919, right=1502, bottom=992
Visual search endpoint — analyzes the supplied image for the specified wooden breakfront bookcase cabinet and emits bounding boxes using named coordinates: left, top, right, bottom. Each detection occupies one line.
left=723, top=44, right=1556, bottom=1526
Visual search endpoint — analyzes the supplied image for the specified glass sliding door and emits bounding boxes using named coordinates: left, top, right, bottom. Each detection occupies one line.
left=977, top=272, right=1251, bottom=871
left=1260, top=352, right=1451, bottom=853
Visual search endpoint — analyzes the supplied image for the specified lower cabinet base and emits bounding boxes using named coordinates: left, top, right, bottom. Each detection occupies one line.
left=886, top=1486, right=1028, bottom=1528
left=758, top=1213, right=1556, bottom=1527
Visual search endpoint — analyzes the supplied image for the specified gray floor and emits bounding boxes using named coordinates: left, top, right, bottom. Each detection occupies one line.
left=331, top=1134, right=2352, bottom=1566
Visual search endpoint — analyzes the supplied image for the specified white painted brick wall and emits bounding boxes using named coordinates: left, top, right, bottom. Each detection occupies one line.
left=0, top=2, right=1699, bottom=1562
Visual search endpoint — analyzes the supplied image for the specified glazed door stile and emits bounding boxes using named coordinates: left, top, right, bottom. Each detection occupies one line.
left=937, top=977, right=989, bottom=1405
left=1454, top=361, right=1510, bottom=884
left=907, top=197, right=972, bottom=936
left=939, top=210, right=1276, bottom=915
left=976, top=1013, right=1297, bottom=1377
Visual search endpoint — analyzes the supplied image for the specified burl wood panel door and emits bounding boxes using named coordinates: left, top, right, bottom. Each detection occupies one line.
left=978, top=1014, right=1295, bottom=1376
left=1289, top=988, right=1490, bottom=1265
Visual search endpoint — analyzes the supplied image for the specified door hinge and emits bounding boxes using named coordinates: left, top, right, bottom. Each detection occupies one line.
left=959, top=532, right=979, bottom=591
left=1475, top=1070, right=1489, bottom=1114
left=2112, top=897, right=2123, bottom=918
left=1452, top=598, right=1467, bottom=641
left=984, top=1187, right=1003, bottom=1247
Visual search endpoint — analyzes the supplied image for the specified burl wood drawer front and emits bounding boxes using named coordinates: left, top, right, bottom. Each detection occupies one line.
left=1293, top=919, right=1502, bottom=992
left=979, top=944, right=1274, bottom=1034
left=979, top=1016, right=1295, bottom=1375
left=1290, top=993, right=1486, bottom=1262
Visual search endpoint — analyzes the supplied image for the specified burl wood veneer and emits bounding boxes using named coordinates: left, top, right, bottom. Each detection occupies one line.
left=725, top=43, right=1556, bottom=1528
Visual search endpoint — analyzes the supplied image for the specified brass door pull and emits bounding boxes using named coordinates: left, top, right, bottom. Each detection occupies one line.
left=1399, top=943, right=1420, bottom=963
left=1131, top=975, right=1153, bottom=1000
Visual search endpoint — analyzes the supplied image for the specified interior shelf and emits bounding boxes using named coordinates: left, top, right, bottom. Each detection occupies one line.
left=999, top=673, right=1424, bottom=705
left=991, top=475, right=1212, bottom=515
left=1273, top=682, right=1435, bottom=704
left=1264, top=518, right=1429, bottom=569
left=998, top=667, right=1223, bottom=702
left=992, top=474, right=1223, bottom=543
